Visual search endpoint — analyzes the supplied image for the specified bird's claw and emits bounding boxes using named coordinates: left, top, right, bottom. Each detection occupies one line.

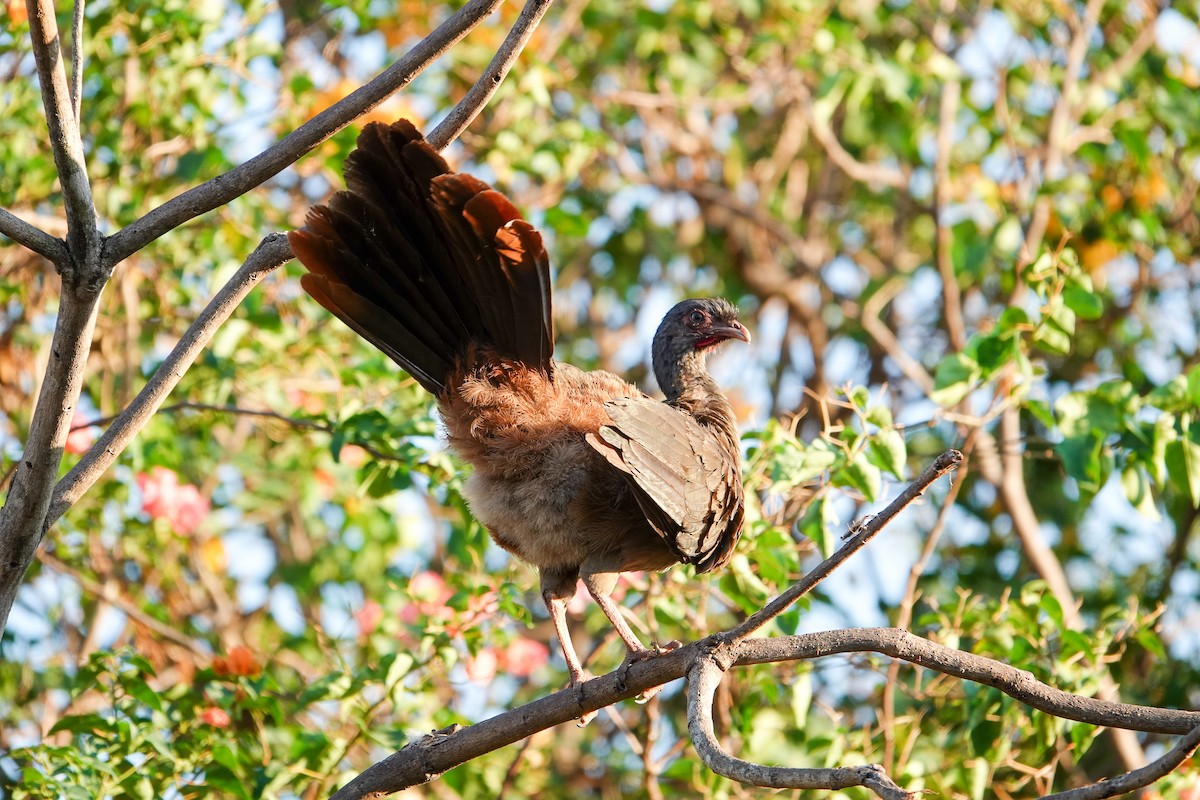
left=620, top=640, right=682, bottom=703
left=568, top=670, right=598, bottom=726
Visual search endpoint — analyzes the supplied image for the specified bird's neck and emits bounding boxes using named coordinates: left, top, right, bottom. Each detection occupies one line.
left=659, top=351, right=740, bottom=457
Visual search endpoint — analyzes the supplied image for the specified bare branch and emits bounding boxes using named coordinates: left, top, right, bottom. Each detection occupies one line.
left=686, top=655, right=914, bottom=799
left=329, top=621, right=1200, bottom=799
left=0, top=285, right=101, bottom=631
left=100, top=0, right=504, bottom=268
left=735, top=630, right=1200, bottom=735
left=78, top=400, right=416, bottom=466
left=801, top=84, right=907, bottom=191
left=427, top=0, right=555, bottom=150
left=47, top=233, right=293, bottom=526
left=1040, top=724, right=1200, bottom=800
left=37, top=550, right=207, bottom=655
left=861, top=275, right=935, bottom=394
left=25, top=0, right=101, bottom=276
left=70, top=0, right=85, bottom=122
left=727, top=448, right=963, bottom=641
left=0, top=207, right=69, bottom=263
left=933, top=78, right=966, bottom=351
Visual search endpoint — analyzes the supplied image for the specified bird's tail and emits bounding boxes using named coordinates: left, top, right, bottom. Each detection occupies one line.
left=289, top=119, right=553, bottom=395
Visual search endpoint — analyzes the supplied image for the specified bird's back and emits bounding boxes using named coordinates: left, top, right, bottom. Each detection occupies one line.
left=442, top=354, right=679, bottom=574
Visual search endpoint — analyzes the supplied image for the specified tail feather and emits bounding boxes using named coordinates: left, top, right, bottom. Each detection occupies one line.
left=288, top=119, right=553, bottom=395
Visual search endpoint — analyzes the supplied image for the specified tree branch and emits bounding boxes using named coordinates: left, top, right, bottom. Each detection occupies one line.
left=726, top=448, right=963, bottom=641
left=329, top=624, right=1200, bottom=799
left=70, top=0, right=85, bottom=122
left=1040, top=724, right=1200, bottom=800
left=427, top=0, right=555, bottom=150
left=734, top=630, right=1200, bottom=735
left=100, top=0, right=503, bottom=269
left=47, top=233, right=293, bottom=526
left=0, top=207, right=69, bottom=263
left=25, top=0, right=101, bottom=279
left=686, top=655, right=913, bottom=799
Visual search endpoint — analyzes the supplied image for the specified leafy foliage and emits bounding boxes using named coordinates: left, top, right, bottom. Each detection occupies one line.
left=2, top=0, right=1199, bottom=798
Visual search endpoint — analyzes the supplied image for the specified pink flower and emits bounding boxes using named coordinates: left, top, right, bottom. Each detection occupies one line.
left=504, top=638, right=549, bottom=678
left=399, top=571, right=454, bottom=624
left=136, top=467, right=210, bottom=535
left=464, top=647, right=499, bottom=683
left=197, top=707, right=231, bottom=728
left=355, top=600, right=384, bottom=637
left=65, top=411, right=98, bottom=455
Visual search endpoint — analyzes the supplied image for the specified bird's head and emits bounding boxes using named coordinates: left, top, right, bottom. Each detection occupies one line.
left=654, top=298, right=751, bottom=353
left=652, top=298, right=750, bottom=399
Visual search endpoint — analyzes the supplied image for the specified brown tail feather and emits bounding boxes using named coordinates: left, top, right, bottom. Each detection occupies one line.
left=288, top=119, right=554, bottom=395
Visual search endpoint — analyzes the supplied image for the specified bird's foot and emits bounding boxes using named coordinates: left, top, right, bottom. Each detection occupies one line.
left=567, top=669, right=598, bottom=726
left=618, top=640, right=682, bottom=703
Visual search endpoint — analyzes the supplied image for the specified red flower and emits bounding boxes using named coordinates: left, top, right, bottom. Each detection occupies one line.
left=213, top=645, right=261, bottom=678
left=64, top=412, right=97, bottom=455
left=355, top=600, right=384, bottom=638
left=504, top=638, right=550, bottom=678
left=399, top=571, right=454, bottom=624
left=464, top=647, right=500, bottom=683
left=136, top=467, right=210, bottom=535
left=197, top=707, right=231, bottom=728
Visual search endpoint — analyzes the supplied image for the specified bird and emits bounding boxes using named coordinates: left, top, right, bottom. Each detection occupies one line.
left=289, top=119, right=749, bottom=702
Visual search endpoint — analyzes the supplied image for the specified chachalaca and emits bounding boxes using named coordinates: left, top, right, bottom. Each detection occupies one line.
left=290, top=119, right=749, bottom=698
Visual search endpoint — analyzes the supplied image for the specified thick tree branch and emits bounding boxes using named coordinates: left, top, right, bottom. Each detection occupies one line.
left=735, top=630, right=1200, bottom=735
left=0, top=282, right=101, bottom=632
left=0, top=207, right=69, bottom=263
left=25, top=0, right=101, bottom=279
left=100, top=0, right=503, bottom=268
left=427, top=0, right=554, bottom=150
left=1041, top=724, right=1200, bottom=800
left=727, top=448, right=963, bottom=641
left=47, top=234, right=293, bottom=526
left=687, top=655, right=913, bottom=799
left=330, top=625, right=1200, bottom=799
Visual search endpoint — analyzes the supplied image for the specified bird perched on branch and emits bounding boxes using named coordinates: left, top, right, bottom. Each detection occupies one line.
left=289, top=119, right=749, bottom=701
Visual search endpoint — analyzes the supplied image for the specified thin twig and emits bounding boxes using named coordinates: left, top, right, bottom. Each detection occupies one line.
left=48, top=234, right=293, bottom=526
left=71, top=0, right=85, bottom=122
left=76, top=400, right=412, bottom=466
left=100, top=0, right=503, bottom=269
left=933, top=78, right=965, bottom=351
left=36, top=550, right=207, bottom=655
left=686, top=656, right=913, bottom=799
left=427, top=0, right=555, bottom=150
left=726, top=449, right=963, bottom=642
left=1040, top=724, right=1200, bottom=800
left=0, top=208, right=69, bottom=263
left=882, top=442, right=967, bottom=771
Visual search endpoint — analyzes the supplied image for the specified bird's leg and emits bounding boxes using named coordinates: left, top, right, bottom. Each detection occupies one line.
left=580, top=566, right=679, bottom=703
left=540, top=568, right=596, bottom=725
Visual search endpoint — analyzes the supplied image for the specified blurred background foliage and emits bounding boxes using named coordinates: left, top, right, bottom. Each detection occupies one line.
left=1, top=0, right=1199, bottom=797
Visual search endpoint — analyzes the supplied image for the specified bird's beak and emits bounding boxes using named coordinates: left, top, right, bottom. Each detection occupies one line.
left=711, top=321, right=751, bottom=344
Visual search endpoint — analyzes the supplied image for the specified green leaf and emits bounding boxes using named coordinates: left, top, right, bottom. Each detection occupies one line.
left=1063, top=283, right=1104, bottom=320
left=835, top=453, right=882, bottom=503
left=868, top=427, right=907, bottom=479
left=1164, top=416, right=1200, bottom=507
left=932, top=352, right=980, bottom=406
left=1121, top=464, right=1160, bottom=520
left=1056, top=432, right=1105, bottom=494
left=1033, top=320, right=1071, bottom=355
left=1188, top=365, right=1200, bottom=408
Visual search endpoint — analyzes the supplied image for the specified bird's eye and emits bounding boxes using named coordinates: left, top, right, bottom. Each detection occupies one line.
left=688, top=310, right=705, bottom=326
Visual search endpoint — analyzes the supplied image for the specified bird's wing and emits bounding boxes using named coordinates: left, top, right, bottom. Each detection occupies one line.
left=587, top=397, right=744, bottom=573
